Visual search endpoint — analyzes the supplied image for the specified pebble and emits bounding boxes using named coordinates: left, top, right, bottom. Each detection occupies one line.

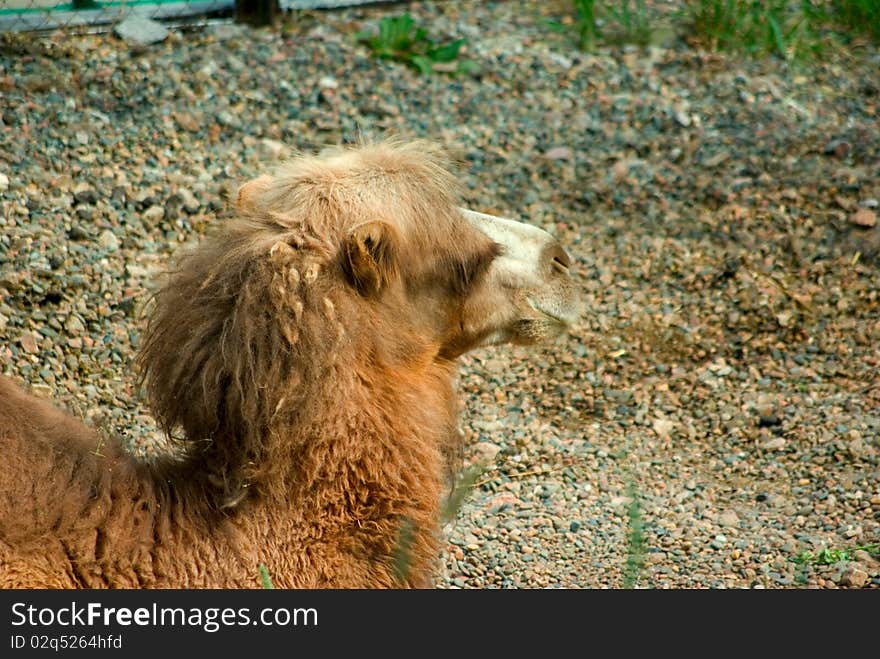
left=717, top=511, right=739, bottom=527
left=710, top=535, right=727, bottom=550
left=19, top=332, right=39, bottom=354
left=762, top=438, right=786, bottom=451
left=838, top=566, right=869, bottom=588
left=98, top=230, right=120, bottom=252
left=68, top=225, right=90, bottom=240
left=849, top=208, right=877, bottom=228
left=216, top=111, right=241, bottom=129
left=472, top=441, right=502, bottom=463
left=65, top=316, right=85, bottom=335
left=113, top=16, right=170, bottom=46
left=143, top=205, right=165, bottom=223
left=544, top=146, right=574, bottom=161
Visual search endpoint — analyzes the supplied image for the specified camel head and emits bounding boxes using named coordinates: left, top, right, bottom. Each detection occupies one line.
left=233, top=142, right=579, bottom=365
left=449, top=208, right=578, bottom=357
left=336, top=204, right=578, bottom=361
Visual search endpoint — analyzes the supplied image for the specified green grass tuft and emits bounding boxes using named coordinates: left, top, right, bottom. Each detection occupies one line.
left=794, top=543, right=880, bottom=566
left=604, top=0, right=653, bottom=46
left=356, top=13, right=478, bottom=76
left=831, top=0, right=880, bottom=41
left=553, top=0, right=877, bottom=60
left=683, top=0, right=824, bottom=60
left=572, top=0, right=599, bottom=51
left=622, top=480, right=645, bottom=588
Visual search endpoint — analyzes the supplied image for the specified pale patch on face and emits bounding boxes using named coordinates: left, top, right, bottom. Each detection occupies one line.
left=453, top=208, right=580, bottom=353
left=461, top=209, right=558, bottom=288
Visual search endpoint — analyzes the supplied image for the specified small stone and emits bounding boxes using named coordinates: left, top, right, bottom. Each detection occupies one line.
left=544, top=146, right=573, bottom=161
left=216, top=110, right=241, bottom=128
left=843, top=525, right=862, bottom=539
left=835, top=195, right=855, bottom=211
left=177, top=188, right=200, bottom=213
left=849, top=208, right=877, bottom=228
left=717, top=510, right=739, bottom=527
left=98, top=229, right=119, bottom=252
left=762, top=437, right=786, bottom=451
left=68, top=225, right=90, bottom=240
left=838, top=566, right=869, bottom=588
left=569, top=521, right=581, bottom=533
left=20, top=331, right=39, bottom=354
left=173, top=112, right=200, bottom=133
left=652, top=417, right=675, bottom=441
left=0, top=272, right=20, bottom=290
left=851, top=550, right=878, bottom=566
left=318, top=76, right=338, bottom=90
left=473, top=441, right=501, bottom=463
left=143, top=205, right=165, bottom=223
left=0, top=172, right=9, bottom=192
left=65, top=316, right=85, bottom=335
left=113, top=16, right=170, bottom=46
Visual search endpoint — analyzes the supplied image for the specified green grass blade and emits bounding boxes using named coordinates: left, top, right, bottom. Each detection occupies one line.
left=258, top=563, right=274, bottom=589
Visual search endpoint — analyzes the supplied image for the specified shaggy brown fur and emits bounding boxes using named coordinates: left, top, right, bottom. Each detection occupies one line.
left=0, top=141, right=574, bottom=588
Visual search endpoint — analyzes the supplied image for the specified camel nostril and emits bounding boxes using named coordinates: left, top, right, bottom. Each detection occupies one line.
left=548, top=245, right=571, bottom=274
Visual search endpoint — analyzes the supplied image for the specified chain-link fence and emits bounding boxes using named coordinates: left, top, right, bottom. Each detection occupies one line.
left=0, top=0, right=383, bottom=33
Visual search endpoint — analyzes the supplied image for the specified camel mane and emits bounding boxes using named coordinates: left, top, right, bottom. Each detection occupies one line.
left=137, top=140, right=483, bottom=512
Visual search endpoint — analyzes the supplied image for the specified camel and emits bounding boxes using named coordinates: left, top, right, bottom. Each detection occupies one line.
left=0, top=140, right=577, bottom=588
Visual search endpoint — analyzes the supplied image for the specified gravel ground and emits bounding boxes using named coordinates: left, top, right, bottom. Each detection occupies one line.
left=1, top=1, right=878, bottom=589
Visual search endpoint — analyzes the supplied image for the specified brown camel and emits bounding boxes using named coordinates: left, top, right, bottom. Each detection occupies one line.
left=0, top=140, right=577, bottom=588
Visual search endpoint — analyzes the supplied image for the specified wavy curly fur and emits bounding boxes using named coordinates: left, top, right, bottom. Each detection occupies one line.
left=1, top=141, right=513, bottom=588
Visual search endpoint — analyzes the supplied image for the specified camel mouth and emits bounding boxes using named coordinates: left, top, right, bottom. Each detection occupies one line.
left=529, top=300, right=578, bottom=328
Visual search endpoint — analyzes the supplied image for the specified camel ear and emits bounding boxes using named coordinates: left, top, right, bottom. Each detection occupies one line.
left=341, top=221, right=398, bottom=297
left=236, top=175, right=272, bottom=212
